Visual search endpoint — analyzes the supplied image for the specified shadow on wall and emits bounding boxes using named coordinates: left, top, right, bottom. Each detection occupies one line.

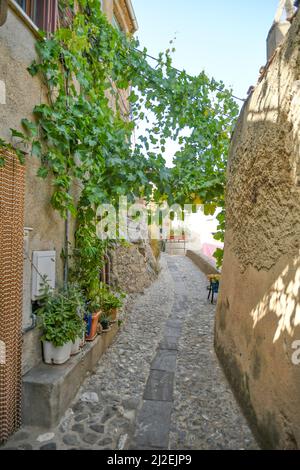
left=251, top=254, right=300, bottom=343
left=215, top=250, right=300, bottom=450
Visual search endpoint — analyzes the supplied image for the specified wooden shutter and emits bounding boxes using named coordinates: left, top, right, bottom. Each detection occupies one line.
left=33, top=0, right=58, bottom=34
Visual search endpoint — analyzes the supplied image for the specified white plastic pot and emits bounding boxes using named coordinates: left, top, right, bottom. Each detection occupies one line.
left=43, top=341, right=72, bottom=365
left=71, top=337, right=81, bottom=355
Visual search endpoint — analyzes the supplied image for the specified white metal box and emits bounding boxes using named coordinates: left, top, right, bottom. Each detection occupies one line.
left=31, top=251, right=56, bottom=300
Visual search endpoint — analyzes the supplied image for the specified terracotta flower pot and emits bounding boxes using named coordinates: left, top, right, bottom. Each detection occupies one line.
left=85, top=311, right=101, bottom=341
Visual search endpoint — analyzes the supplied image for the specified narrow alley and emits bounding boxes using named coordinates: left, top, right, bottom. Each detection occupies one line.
left=3, top=256, right=258, bottom=450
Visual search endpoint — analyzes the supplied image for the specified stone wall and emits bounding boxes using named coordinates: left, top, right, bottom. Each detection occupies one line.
left=215, top=13, right=300, bottom=449
left=110, top=240, right=159, bottom=294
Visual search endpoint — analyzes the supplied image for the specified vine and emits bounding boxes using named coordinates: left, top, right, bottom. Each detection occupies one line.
left=2, top=0, right=239, bottom=279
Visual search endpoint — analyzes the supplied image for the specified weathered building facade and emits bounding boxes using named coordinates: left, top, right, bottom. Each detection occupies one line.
left=0, top=0, right=141, bottom=440
left=215, top=11, right=300, bottom=449
left=0, top=0, right=138, bottom=372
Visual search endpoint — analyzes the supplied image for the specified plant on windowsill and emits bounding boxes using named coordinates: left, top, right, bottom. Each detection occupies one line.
left=36, top=284, right=86, bottom=364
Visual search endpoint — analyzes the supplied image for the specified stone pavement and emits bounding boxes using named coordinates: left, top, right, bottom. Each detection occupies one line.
left=2, top=255, right=258, bottom=450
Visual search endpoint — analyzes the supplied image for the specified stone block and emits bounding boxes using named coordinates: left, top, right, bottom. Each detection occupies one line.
left=133, top=400, right=173, bottom=449
left=144, top=370, right=174, bottom=402
left=151, top=350, right=177, bottom=372
left=159, top=336, right=179, bottom=351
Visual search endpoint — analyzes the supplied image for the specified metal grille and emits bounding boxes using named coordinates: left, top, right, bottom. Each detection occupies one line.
left=0, top=149, right=25, bottom=443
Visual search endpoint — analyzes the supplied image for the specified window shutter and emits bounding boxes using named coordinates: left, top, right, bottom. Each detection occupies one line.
left=58, top=1, right=75, bottom=28
left=47, top=0, right=58, bottom=34
left=16, top=0, right=62, bottom=34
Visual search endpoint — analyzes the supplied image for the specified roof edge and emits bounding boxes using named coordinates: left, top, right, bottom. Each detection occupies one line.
left=124, top=0, right=138, bottom=32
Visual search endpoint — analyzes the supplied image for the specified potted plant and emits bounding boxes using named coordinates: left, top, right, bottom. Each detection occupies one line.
left=85, top=297, right=101, bottom=341
left=36, top=286, right=86, bottom=365
left=100, top=313, right=111, bottom=332
left=101, top=289, right=124, bottom=322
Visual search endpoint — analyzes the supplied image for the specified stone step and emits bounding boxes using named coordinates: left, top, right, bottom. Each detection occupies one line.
left=22, top=324, right=119, bottom=428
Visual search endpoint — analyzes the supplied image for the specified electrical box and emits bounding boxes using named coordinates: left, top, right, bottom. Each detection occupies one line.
left=31, top=251, right=56, bottom=300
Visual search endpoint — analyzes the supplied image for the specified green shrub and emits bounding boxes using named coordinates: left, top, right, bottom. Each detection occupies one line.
left=36, top=284, right=86, bottom=347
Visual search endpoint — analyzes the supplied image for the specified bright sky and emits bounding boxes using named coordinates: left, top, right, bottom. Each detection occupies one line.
left=132, top=0, right=281, bottom=100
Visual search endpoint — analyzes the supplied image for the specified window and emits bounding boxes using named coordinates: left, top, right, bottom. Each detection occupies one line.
left=16, top=0, right=58, bottom=34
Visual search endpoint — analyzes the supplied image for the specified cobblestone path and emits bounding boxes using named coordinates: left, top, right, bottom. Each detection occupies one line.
left=3, top=255, right=258, bottom=450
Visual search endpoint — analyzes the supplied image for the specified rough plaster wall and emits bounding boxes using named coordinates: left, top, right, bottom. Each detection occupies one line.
left=215, top=13, right=300, bottom=449
left=226, top=21, right=300, bottom=272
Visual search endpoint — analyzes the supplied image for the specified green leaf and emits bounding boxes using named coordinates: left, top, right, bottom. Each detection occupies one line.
left=203, top=203, right=217, bottom=216
left=22, top=119, right=38, bottom=137
left=10, top=128, right=26, bottom=140
left=15, top=149, right=25, bottom=164
left=27, top=62, right=39, bottom=76
left=213, top=231, right=224, bottom=241
left=31, top=141, right=42, bottom=157
left=213, top=248, right=224, bottom=269
left=0, top=138, right=8, bottom=148
left=37, top=167, right=49, bottom=179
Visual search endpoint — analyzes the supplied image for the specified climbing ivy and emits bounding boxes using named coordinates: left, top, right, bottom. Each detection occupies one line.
left=3, top=0, right=239, bottom=278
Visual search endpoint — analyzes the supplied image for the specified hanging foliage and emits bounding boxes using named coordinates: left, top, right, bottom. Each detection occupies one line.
left=2, top=0, right=239, bottom=276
